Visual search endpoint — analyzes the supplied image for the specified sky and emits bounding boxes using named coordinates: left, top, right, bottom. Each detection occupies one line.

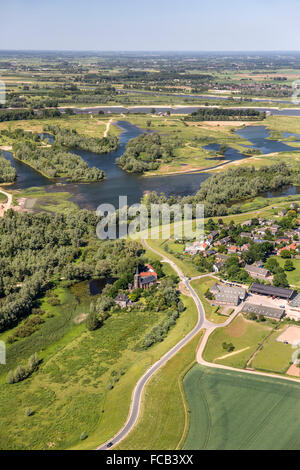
left=1, top=0, right=300, bottom=51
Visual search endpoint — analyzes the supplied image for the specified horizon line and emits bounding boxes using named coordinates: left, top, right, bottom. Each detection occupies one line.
left=1, top=49, right=300, bottom=53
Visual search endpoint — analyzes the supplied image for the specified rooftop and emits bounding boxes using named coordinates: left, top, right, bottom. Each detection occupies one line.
left=249, top=283, right=296, bottom=300
left=243, top=302, right=285, bottom=320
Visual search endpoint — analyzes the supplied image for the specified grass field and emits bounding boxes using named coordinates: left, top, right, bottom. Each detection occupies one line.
left=0, top=114, right=121, bottom=143
left=0, top=192, right=7, bottom=203
left=12, top=188, right=78, bottom=214
left=116, top=331, right=203, bottom=450
left=272, top=256, right=300, bottom=287
left=251, top=328, right=293, bottom=374
left=203, top=314, right=272, bottom=369
left=183, top=364, right=300, bottom=450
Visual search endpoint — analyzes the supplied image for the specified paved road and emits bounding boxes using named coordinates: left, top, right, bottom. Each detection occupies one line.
left=96, top=239, right=209, bottom=450
left=97, top=240, right=300, bottom=450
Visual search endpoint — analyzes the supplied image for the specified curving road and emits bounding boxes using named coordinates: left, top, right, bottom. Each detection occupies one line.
left=97, top=239, right=300, bottom=450
left=96, top=239, right=209, bottom=450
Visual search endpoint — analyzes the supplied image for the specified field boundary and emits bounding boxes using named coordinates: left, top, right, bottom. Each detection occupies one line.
left=176, top=332, right=204, bottom=450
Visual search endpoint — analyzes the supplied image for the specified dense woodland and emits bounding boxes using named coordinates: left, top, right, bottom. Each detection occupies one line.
left=44, top=125, right=119, bottom=153
left=0, top=152, right=16, bottom=183
left=145, top=163, right=299, bottom=217
left=13, top=141, right=104, bottom=182
left=117, top=132, right=180, bottom=173
left=0, top=211, right=146, bottom=332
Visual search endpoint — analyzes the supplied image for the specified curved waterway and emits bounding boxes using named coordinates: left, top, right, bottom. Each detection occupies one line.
left=3, top=121, right=209, bottom=210
left=3, top=122, right=300, bottom=210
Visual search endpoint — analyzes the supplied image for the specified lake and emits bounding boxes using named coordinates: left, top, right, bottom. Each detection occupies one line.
left=3, top=121, right=209, bottom=210
left=3, top=122, right=300, bottom=211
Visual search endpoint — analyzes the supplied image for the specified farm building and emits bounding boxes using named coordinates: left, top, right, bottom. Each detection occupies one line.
left=210, top=283, right=247, bottom=306
left=249, top=283, right=296, bottom=300
left=242, top=302, right=285, bottom=321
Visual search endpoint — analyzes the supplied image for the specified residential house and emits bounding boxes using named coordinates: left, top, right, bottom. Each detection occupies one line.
left=242, top=220, right=252, bottom=227
left=269, top=225, right=280, bottom=235
left=240, top=243, right=250, bottom=252
left=115, top=293, right=130, bottom=309
left=240, top=232, right=252, bottom=239
left=228, top=245, right=238, bottom=254
left=245, top=264, right=271, bottom=280
left=215, top=253, right=229, bottom=262
left=278, top=209, right=287, bottom=217
left=207, top=230, right=219, bottom=242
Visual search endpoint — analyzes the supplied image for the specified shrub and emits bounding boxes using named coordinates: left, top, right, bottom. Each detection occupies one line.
left=25, top=408, right=33, bottom=417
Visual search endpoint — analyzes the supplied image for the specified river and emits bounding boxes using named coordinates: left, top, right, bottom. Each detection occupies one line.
left=3, top=122, right=300, bottom=210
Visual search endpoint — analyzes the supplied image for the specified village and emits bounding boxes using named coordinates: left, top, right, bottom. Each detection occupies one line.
left=180, top=203, right=300, bottom=326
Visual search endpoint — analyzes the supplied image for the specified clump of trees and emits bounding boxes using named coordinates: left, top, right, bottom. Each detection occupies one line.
left=13, top=141, right=104, bottom=182
left=136, top=278, right=185, bottom=350
left=6, top=353, right=40, bottom=384
left=44, top=125, right=119, bottom=154
left=117, top=132, right=180, bottom=173
left=0, top=152, right=16, bottom=183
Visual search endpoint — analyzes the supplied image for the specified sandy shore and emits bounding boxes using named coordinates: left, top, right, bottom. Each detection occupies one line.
left=0, top=145, right=13, bottom=151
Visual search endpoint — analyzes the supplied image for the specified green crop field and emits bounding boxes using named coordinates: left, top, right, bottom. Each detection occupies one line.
left=183, top=365, right=300, bottom=450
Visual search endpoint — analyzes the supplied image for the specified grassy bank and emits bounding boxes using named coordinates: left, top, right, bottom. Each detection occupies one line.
left=115, top=330, right=203, bottom=450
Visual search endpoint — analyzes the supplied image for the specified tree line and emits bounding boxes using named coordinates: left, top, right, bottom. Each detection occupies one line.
left=184, top=108, right=266, bottom=121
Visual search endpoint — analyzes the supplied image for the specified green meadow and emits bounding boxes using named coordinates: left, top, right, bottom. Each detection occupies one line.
left=183, top=364, right=300, bottom=450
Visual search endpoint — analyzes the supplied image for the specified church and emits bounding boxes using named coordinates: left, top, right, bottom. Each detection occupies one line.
left=129, top=264, right=157, bottom=290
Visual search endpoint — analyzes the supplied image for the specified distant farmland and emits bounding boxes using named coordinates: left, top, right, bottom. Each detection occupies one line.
left=183, top=365, right=300, bottom=450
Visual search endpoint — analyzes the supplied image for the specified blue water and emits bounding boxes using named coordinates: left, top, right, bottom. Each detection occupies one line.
left=3, top=122, right=300, bottom=210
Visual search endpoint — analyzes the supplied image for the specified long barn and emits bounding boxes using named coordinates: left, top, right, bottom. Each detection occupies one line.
left=249, top=283, right=296, bottom=300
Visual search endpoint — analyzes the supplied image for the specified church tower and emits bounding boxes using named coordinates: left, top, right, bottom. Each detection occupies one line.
left=134, top=266, right=140, bottom=290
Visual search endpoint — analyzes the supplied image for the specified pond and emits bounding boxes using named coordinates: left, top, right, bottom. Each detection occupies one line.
left=89, top=278, right=116, bottom=295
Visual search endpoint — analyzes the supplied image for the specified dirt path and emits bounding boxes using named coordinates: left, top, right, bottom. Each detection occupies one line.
left=0, top=188, right=12, bottom=216
left=104, top=118, right=113, bottom=137
left=215, top=346, right=250, bottom=361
